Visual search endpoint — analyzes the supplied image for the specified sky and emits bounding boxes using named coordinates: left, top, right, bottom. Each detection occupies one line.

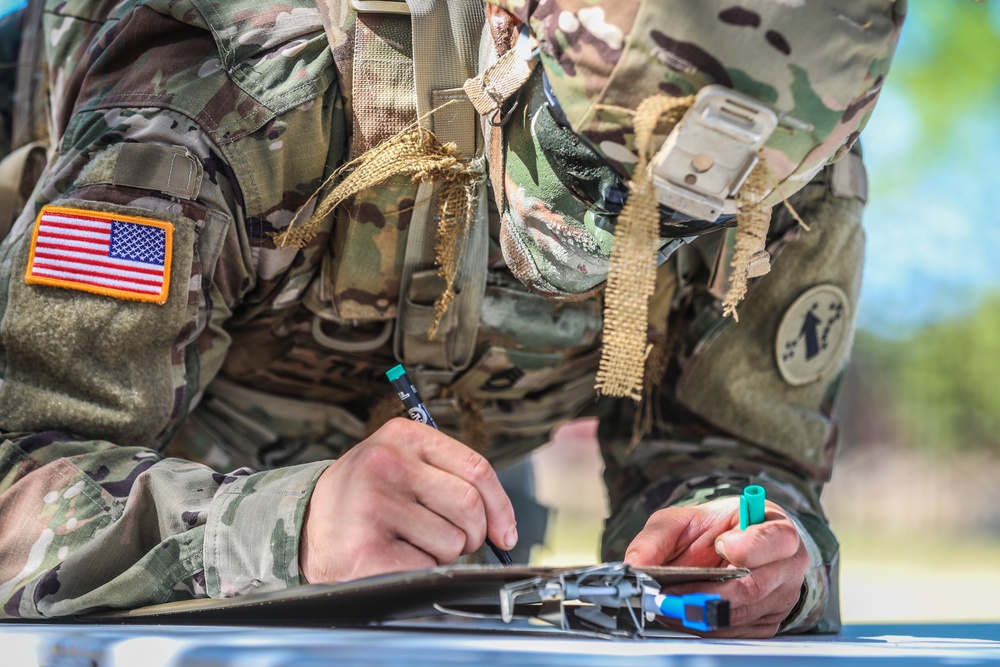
left=0, top=0, right=23, bottom=19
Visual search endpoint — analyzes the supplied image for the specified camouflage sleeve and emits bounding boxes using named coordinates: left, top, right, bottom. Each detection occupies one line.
left=0, top=0, right=342, bottom=618
left=596, top=151, right=869, bottom=634
left=0, top=435, right=328, bottom=616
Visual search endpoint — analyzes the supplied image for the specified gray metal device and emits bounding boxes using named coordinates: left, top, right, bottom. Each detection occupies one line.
left=651, top=85, right=778, bottom=222
left=498, top=563, right=659, bottom=638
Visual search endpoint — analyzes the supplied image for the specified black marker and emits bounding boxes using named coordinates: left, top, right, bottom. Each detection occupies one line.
left=385, top=364, right=513, bottom=566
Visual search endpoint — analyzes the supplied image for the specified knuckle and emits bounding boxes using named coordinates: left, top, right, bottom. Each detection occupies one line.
left=356, top=440, right=404, bottom=473
left=428, top=526, right=466, bottom=564
left=381, top=416, right=411, bottom=436
left=644, top=507, right=685, bottom=534
left=757, top=520, right=789, bottom=542
left=743, top=573, right=767, bottom=604
left=726, top=606, right=750, bottom=628
left=442, top=530, right=467, bottom=563
left=462, top=450, right=491, bottom=484
left=465, top=523, right=486, bottom=553
left=457, top=484, right=483, bottom=518
left=759, top=521, right=800, bottom=556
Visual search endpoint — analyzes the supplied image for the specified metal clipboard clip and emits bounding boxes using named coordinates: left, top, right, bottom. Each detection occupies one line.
left=497, top=563, right=730, bottom=638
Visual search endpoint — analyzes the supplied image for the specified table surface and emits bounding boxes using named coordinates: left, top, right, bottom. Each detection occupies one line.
left=2, top=620, right=999, bottom=666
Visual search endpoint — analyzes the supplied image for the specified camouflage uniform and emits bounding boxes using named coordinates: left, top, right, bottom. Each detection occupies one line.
left=0, top=0, right=901, bottom=634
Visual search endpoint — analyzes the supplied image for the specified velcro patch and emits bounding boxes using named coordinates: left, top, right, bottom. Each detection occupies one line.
left=24, top=205, right=174, bottom=304
left=775, top=284, right=851, bottom=386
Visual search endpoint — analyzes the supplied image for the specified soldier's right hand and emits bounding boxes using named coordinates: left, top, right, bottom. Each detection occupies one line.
left=298, top=418, right=517, bottom=583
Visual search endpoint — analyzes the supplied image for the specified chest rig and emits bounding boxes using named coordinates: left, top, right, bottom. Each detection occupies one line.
left=305, top=0, right=488, bottom=382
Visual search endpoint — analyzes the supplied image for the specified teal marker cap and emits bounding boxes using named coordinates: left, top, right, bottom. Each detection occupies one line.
left=386, top=364, right=407, bottom=382
left=739, top=485, right=766, bottom=530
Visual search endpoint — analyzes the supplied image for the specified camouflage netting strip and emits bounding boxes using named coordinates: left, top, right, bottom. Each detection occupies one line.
left=463, top=49, right=536, bottom=121
left=273, top=117, right=483, bottom=337
left=413, top=154, right=482, bottom=340
left=596, top=95, right=693, bottom=401
left=721, top=164, right=771, bottom=321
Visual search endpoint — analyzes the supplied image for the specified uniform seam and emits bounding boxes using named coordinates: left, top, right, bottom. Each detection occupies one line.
left=189, top=0, right=328, bottom=111
left=80, top=94, right=263, bottom=138
left=226, top=144, right=262, bottom=255
left=229, top=60, right=332, bottom=107
left=157, top=550, right=206, bottom=605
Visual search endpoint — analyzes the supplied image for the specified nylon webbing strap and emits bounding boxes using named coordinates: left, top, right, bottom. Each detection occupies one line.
left=316, top=2, right=417, bottom=321
left=392, top=0, right=487, bottom=373
left=463, top=49, right=535, bottom=124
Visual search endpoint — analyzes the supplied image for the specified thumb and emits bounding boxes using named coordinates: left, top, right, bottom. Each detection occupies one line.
left=713, top=518, right=800, bottom=569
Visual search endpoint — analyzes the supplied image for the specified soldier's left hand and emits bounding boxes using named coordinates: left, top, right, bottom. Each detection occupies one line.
left=624, top=497, right=808, bottom=638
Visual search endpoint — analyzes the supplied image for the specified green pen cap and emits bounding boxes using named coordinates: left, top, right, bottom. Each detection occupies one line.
left=385, top=364, right=407, bottom=382
left=740, top=485, right=766, bottom=530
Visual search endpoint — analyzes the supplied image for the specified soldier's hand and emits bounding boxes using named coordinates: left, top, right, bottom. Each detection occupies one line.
left=299, top=418, right=517, bottom=583
left=624, top=497, right=808, bottom=638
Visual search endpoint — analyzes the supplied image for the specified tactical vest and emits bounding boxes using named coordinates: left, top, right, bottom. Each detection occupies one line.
left=199, top=0, right=605, bottom=467
left=310, top=0, right=489, bottom=373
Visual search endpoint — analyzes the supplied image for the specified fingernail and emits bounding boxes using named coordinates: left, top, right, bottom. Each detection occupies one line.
left=504, top=523, right=518, bottom=549
left=624, top=551, right=638, bottom=565
left=715, top=539, right=728, bottom=560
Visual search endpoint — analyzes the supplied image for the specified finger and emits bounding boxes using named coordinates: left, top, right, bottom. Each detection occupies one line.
left=656, top=585, right=793, bottom=637
left=625, top=500, right=737, bottom=566
left=410, top=465, right=487, bottom=555
left=391, top=498, right=472, bottom=564
left=401, top=419, right=517, bottom=550
left=714, top=514, right=801, bottom=569
left=663, top=562, right=801, bottom=626
left=666, top=562, right=783, bottom=608
left=658, top=618, right=783, bottom=639
left=624, top=509, right=695, bottom=566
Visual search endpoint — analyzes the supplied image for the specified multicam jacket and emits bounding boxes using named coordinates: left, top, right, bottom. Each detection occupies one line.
left=0, top=0, right=878, bottom=632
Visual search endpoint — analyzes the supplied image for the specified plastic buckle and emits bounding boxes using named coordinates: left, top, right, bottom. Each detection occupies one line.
left=651, top=85, right=778, bottom=222
left=350, top=0, right=411, bottom=14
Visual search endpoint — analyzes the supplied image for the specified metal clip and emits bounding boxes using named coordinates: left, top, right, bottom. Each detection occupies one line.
left=495, top=563, right=732, bottom=637
left=498, top=563, right=658, bottom=638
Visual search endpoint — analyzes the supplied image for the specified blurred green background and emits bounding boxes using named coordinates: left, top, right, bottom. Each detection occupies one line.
left=533, top=0, right=1000, bottom=624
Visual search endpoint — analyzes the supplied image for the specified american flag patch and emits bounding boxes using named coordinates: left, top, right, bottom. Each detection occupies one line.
left=25, top=206, right=174, bottom=304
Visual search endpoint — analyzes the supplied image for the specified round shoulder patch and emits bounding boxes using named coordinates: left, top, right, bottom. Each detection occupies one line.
left=775, top=284, right=852, bottom=386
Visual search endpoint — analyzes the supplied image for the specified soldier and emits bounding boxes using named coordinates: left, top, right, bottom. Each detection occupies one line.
left=0, top=0, right=903, bottom=637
